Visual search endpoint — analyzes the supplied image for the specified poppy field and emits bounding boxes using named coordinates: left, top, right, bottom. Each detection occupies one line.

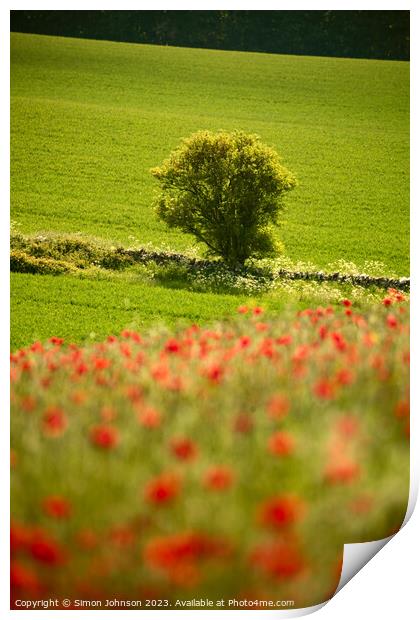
left=10, top=291, right=409, bottom=609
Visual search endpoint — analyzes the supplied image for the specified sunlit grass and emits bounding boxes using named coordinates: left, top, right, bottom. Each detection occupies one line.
left=11, top=33, right=409, bottom=274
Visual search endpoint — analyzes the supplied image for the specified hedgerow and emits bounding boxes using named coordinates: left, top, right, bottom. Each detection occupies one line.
left=11, top=232, right=134, bottom=271
left=10, top=233, right=410, bottom=292
left=10, top=250, right=76, bottom=275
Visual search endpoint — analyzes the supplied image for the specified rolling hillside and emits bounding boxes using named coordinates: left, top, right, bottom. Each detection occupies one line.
left=11, top=33, right=409, bottom=272
left=10, top=33, right=409, bottom=349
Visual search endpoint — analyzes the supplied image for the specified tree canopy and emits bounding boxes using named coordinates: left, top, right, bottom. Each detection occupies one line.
left=11, top=10, right=409, bottom=61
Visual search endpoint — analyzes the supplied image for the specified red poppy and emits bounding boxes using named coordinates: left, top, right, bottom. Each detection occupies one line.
left=75, top=361, right=89, bottom=375
left=144, top=473, right=181, bottom=504
left=276, top=334, right=292, bottom=346
left=268, top=431, right=295, bottom=456
left=165, top=338, right=181, bottom=353
left=170, top=437, right=198, bottom=461
left=164, top=375, right=185, bottom=391
left=71, top=390, right=87, bottom=405
left=138, top=406, right=161, bottom=428
left=257, top=495, right=305, bottom=530
left=292, top=344, right=310, bottom=362
left=266, top=394, right=290, bottom=420
left=313, top=379, right=336, bottom=400
left=21, top=395, right=37, bottom=412
left=204, top=363, right=224, bottom=384
left=238, top=335, right=251, bottom=349
left=11, top=561, right=40, bottom=592
left=336, top=415, right=359, bottom=438
left=255, top=322, right=268, bottom=332
left=331, top=331, right=347, bottom=351
left=120, top=343, right=132, bottom=358
left=101, top=406, right=117, bottom=422
left=250, top=540, right=306, bottom=579
left=363, top=332, right=375, bottom=348
left=237, top=305, right=248, bottom=314
left=126, top=385, right=143, bottom=402
left=386, top=314, right=398, bottom=329
left=89, top=425, right=119, bottom=449
left=30, top=341, right=44, bottom=353
left=49, top=337, right=64, bottom=345
left=203, top=466, right=234, bottom=490
left=342, top=299, right=352, bottom=307
left=144, top=531, right=228, bottom=571
left=40, top=376, right=51, bottom=388
left=299, top=308, right=314, bottom=317
left=10, top=522, right=32, bottom=555
left=318, top=324, right=329, bottom=340
left=42, top=407, right=68, bottom=438
left=29, top=531, right=66, bottom=565
left=92, top=356, right=111, bottom=370
left=130, top=331, right=143, bottom=343
left=325, top=459, right=360, bottom=484
left=46, top=360, right=58, bottom=372
left=42, top=495, right=72, bottom=519
left=335, top=368, right=354, bottom=386
left=145, top=532, right=228, bottom=587
left=253, top=306, right=264, bottom=316
left=395, top=400, right=409, bottom=419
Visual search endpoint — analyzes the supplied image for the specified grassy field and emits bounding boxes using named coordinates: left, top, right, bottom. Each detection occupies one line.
left=10, top=273, right=257, bottom=350
left=11, top=33, right=409, bottom=271
left=10, top=33, right=409, bottom=349
left=11, top=267, right=383, bottom=351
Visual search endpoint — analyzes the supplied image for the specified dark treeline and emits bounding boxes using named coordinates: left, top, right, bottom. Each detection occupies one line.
left=10, top=10, right=409, bottom=61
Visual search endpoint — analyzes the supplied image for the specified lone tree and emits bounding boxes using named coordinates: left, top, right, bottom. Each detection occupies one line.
left=151, top=130, right=297, bottom=267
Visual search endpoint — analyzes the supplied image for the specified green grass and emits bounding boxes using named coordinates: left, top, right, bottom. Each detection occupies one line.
left=11, top=33, right=409, bottom=273
left=10, top=33, right=409, bottom=349
left=9, top=272, right=265, bottom=351
left=11, top=267, right=392, bottom=352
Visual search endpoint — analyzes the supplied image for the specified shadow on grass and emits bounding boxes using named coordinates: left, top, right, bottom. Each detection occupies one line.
left=148, top=262, right=265, bottom=296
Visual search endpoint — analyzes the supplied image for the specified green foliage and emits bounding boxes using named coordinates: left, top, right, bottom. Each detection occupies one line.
left=11, top=10, right=410, bottom=61
left=152, top=131, right=297, bottom=266
left=10, top=232, right=133, bottom=271
left=10, top=249, right=75, bottom=275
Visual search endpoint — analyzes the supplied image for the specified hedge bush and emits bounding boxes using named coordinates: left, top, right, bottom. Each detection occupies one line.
left=152, top=131, right=297, bottom=267
left=10, top=250, right=75, bottom=275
